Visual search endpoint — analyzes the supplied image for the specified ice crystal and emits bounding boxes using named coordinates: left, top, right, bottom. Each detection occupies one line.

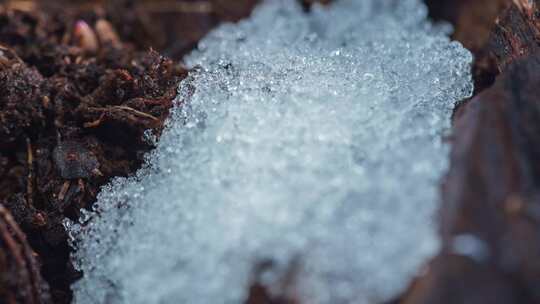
left=67, top=0, right=473, bottom=303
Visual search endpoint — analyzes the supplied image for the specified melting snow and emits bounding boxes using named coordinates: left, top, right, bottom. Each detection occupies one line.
left=67, top=0, right=473, bottom=303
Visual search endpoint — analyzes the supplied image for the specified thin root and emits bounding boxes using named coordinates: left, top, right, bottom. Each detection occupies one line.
left=26, top=138, right=34, bottom=207
left=89, top=105, right=159, bottom=121
left=58, top=180, right=71, bottom=202
left=140, top=1, right=213, bottom=14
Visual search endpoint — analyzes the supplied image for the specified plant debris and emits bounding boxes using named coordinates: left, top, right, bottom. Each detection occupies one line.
left=0, top=1, right=259, bottom=303
left=0, top=204, right=51, bottom=304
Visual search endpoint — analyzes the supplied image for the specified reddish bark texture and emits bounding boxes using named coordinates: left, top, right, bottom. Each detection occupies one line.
left=426, top=0, right=511, bottom=92
left=400, top=2, right=540, bottom=304
left=402, top=53, right=540, bottom=304
left=426, top=0, right=510, bottom=53
left=488, top=0, right=540, bottom=71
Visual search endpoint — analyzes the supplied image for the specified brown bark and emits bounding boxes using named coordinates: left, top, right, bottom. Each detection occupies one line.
left=400, top=2, right=540, bottom=303
left=426, top=0, right=510, bottom=53
left=488, top=0, right=540, bottom=71
left=402, top=52, right=540, bottom=304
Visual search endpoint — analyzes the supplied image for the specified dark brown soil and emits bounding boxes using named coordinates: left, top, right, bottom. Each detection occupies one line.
left=0, top=1, right=257, bottom=303
left=0, top=204, right=50, bottom=304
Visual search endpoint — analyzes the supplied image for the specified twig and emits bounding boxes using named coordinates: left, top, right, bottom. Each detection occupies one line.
left=0, top=204, right=43, bottom=304
left=88, top=105, right=160, bottom=122
left=140, top=1, right=213, bottom=14
left=0, top=43, right=24, bottom=64
left=113, top=106, right=160, bottom=120
left=58, top=180, right=71, bottom=202
left=83, top=113, right=105, bottom=128
left=513, top=0, right=535, bottom=15
left=26, top=138, right=34, bottom=207
left=141, top=1, right=212, bottom=14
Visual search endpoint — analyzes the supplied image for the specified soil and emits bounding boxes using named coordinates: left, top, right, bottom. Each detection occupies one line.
left=2, top=0, right=540, bottom=304
left=0, top=204, right=50, bottom=304
left=0, top=0, right=257, bottom=303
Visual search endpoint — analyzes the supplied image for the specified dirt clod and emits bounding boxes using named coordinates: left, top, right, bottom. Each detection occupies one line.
left=0, top=204, right=51, bottom=304
left=53, top=141, right=99, bottom=180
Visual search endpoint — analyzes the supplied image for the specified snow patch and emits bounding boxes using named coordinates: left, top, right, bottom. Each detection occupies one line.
left=67, top=1, right=473, bottom=303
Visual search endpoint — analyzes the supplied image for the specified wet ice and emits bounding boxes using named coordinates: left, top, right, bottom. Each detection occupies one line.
left=67, top=1, right=473, bottom=303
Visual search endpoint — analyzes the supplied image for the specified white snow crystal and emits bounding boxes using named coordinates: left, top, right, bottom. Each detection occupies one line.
left=67, top=0, right=473, bottom=303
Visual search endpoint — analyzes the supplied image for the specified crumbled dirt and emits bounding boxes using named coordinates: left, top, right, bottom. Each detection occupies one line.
left=0, top=1, right=258, bottom=303
left=0, top=204, right=50, bottom=304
